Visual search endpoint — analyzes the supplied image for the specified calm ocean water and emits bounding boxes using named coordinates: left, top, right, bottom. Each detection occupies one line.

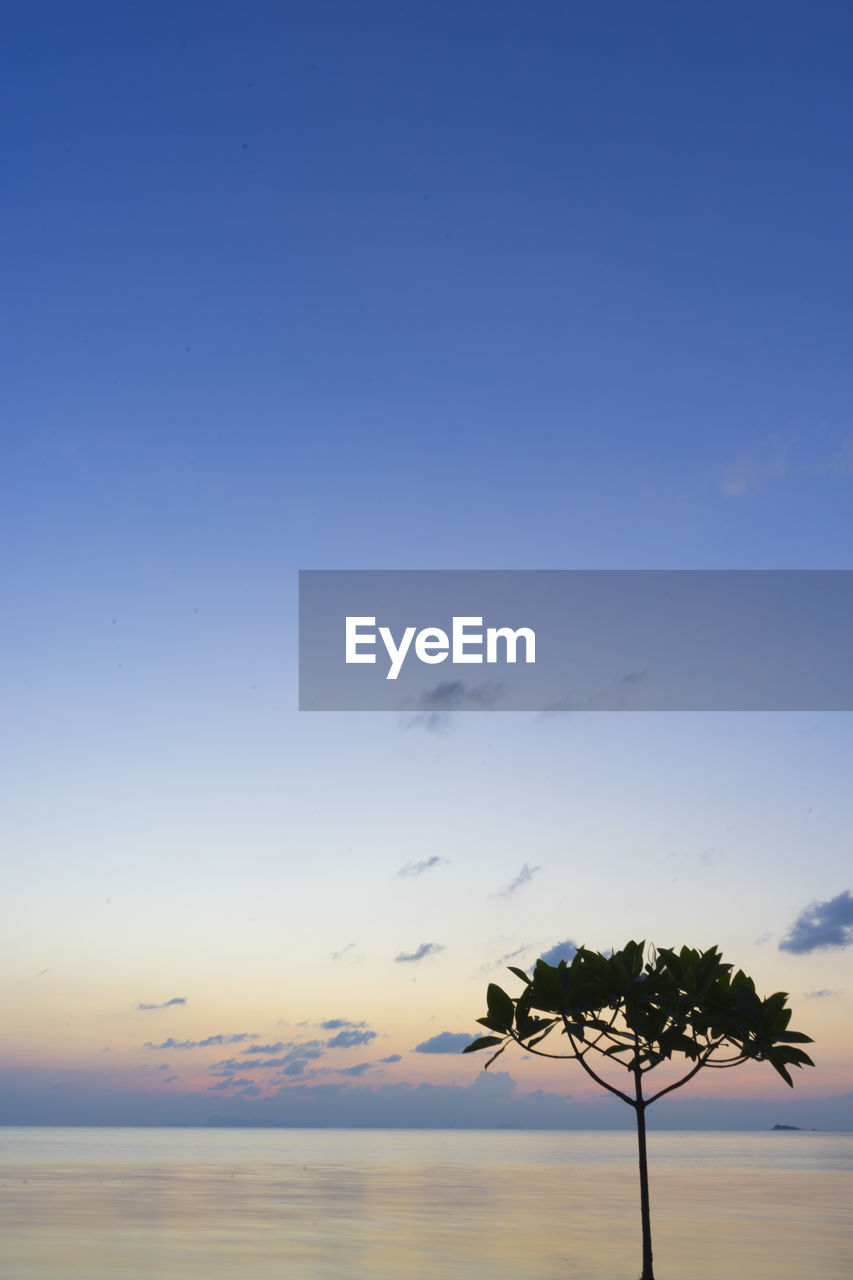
left=0, top=1127, right=850, bottom=1279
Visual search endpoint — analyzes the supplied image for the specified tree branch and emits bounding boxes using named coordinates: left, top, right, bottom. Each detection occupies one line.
left=644, top=1039, right=727, bottom=1105
left=507, top=1030, right=576, bottom=1062
left=565, top=1028, right=635, bottom=1106
left=569, top=1006, right=632, bottom=1063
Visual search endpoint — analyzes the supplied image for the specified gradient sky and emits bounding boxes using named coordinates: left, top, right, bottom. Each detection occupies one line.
left=2, top=1, right=852, bottom=1129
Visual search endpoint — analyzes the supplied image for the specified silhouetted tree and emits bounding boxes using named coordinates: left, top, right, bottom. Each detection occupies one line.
left=465, top=941, right=813, bottom=1280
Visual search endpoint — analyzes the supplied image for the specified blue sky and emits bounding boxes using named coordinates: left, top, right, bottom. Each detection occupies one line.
left=1, top=1, right=852, bottom=1128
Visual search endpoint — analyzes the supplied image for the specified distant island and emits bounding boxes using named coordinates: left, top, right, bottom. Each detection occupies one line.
left=771, top=1124, right=803, bottom=1130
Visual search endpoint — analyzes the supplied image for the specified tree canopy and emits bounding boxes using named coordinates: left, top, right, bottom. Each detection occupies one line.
left=465, top=940, right=814, bottom=1098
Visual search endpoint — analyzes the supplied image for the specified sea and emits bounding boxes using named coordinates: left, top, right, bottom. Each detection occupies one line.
left=0, top=1127, right=850, bottom=1279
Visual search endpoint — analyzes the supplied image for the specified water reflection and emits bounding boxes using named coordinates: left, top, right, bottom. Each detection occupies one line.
left=1, top=1128, right=850, bottom=1278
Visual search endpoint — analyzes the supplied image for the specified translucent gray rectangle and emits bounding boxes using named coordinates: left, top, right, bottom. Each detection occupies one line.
left=298, top=571, right=853, bottom=711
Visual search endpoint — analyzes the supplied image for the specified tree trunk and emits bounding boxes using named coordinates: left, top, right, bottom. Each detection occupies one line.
left=634, top=1068, right=654, bottom=1279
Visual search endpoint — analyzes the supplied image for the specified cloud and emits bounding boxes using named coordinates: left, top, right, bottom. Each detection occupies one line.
left=414, top=1032, right=474, bottom=1054
left=723, top=433, right=853, bottom=497
left=144, top=1033, right=256, bottom=1050
left=395, top=942, right=444, bottom=963
left=497, top=863, right=541, bottom=897
left=803, top=989, right=842, bottom=999
left=404, top=681, right=503, bottom=730
left=4, top=1062, right=851, bottom=1129
left=542, top=670, right=651, bottom=712
left=331, top=943, right=357, bottom=962
left=137, top=997, right=186, bottom=1011
left=618, top=668, right=648, bottom=685
left=803, top=436, right=853, bottom=477
left=420, top=681, right=502, bottom=711
left=209, top=1077, right=257, bottom=1092
left=398, top=856, right=448, bottom=878
left=779, top=890, right=853, bottom=954
left=380, top=1054, right=402, bottom=1064
left=723, top=434, right=794, bottom=497
left=281, top=1059, right=313, bottom=1076
left=403, top=711, right=453, bottom=734
left=317, top=1019, right=377, bottom=1048
left=338, top=1062, right=374, bottom=1077
left=538, top=939, right=579, bottom=966
left=211, top=1042, right=326, bottom=1074
left=233, top=1084, right=263, bottom=1099
left=483, top=945, right=530, bottom=973
left=242, top=1042, right=285, bottom=1055
left=326, top=1028, right=376, bottom=1049
left=163, top=1076, right=178, bottom=1083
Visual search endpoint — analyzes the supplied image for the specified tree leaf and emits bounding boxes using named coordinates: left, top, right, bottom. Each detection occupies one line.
left=477, top=1015, right=509, bottom=1033
left=486, top=983, right=515, bottom=1027
left=463, top=1035, right=504, bottom=1054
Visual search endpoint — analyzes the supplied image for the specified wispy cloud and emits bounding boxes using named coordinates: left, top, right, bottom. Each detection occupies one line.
left=803, top=988, right=842, bottom=999
left=137, top=997, right=186, bottom=1011
left=538, top=939, right=579, bottom=966
left=414, top=1031, right=474, bottom=1054
left=233, top=1084, right=263, bottom=1099
left=315, top=1019, right=376, bottom=1048
left=724, top=435, right=794, bottom=496
left=326, top=1028, right=376, bottom=1049
left=144, top=1033, right=256, bottom=1050
left=780, top=891, right=853, bottom=954
left=404, top=681, right=503, bottom=731
left=421, top=680, right=502, bottom=711
left=338, top=1062, right=374, bottom=1076
left=380, top=1054, right=402, bottom=1064
left=619, top=668, right=648, bottom=686
left=723, top=433, right=853, bottom=497
left=398, top=856, right=448, bottom=878
left=543, top=668, right=649, bottom=712
left=482, top=944, right=530, bottom=973
left=330, top=942, right=365, bottom=964
left=211, top=1043, right=326, bottom=1074
left=497, top=863, right=541, bottom=897
left=803, top=436, right=853, bottom=477
left=395, top=942, right=444, bottom=963
left=280, top=1059, right=314, bottom=1076
left=402, top=711, right=453, bottom=734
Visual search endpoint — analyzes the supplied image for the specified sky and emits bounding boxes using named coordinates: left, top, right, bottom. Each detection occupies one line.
left=2, top=1, right=852, bottom=1129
